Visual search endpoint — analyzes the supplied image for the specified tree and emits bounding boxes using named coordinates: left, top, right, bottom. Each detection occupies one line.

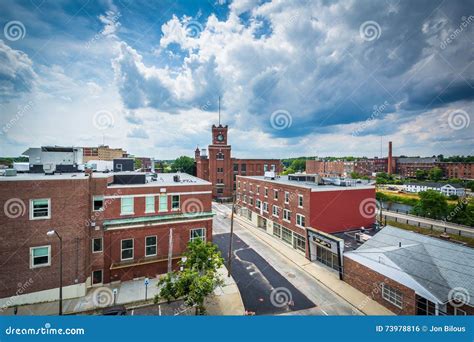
left=289, top=159, right=306, bottom=173
left=415, top=169, right=428, bottom=180
left=171, top=156, right=195, bottom=174
left=467, top=181, right=474, bottom=192
left=411, top=190, right=448, bottom=220
left=134, top=158, right=142, bottom=170
left=428, top=167, right=443, bottom=181
left=154, top=239, right=224, bottom=315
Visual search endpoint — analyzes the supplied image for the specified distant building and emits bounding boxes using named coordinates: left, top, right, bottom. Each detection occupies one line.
left=235, top=173, right=375, bottom=273
left=195, top=124, right=283, bottom=200
left=135, top=157, right=153, bottom=172
left=22, top=146, right=83, bottom=173
left=82, top=145, right=128, bottom=162
left=404, top=182, right=465, bottom=197
left=344, top=226, right=474, bottom=315
left=0, top=171, right=213, bottom=307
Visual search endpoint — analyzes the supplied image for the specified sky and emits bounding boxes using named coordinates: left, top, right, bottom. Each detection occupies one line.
left=0, top=0, right=473, bottom=160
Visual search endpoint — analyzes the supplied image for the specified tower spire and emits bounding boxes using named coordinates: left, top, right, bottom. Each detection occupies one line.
left=218, top=96, right=221, bottom=126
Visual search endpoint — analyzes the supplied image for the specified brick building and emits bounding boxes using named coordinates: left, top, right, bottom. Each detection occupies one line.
left=235, top=173, right=375, bottom=274
left=82, top=145, right=128, bottom=162
left=0, top=171, right=212, bottom=307
left=195, top=124, right=282, bottom=200
left=344, top=226, right=474, bottom=315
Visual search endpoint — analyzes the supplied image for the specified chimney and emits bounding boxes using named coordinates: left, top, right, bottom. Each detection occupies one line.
left=388, top=141, right=393, bottom=175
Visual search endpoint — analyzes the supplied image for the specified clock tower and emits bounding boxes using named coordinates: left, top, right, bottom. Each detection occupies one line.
left=212, top=124, right=228, bottom=145
left=208, top=124, right=232, bottom=199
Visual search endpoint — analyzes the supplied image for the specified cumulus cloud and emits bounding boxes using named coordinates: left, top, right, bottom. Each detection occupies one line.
left=127, top=126, right=149, bottom=139
left=0, top=40, right=37, bottom=100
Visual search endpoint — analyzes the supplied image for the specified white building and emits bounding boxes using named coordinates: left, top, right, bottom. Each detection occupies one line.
left=404, top=182, right=465, bottom=197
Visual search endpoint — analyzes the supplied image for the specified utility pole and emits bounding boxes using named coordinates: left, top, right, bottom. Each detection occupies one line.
left=227, top=191, right=235, bottom=277
left=168, top=228, right=173, bottom=273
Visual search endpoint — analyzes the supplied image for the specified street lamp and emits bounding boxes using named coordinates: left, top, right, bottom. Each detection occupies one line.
left=47, top=230, right=63, bottom=315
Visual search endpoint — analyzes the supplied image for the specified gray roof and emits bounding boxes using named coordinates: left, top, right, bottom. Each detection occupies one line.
left=346, top=226, right=474, bottom=306
left=397, top=157, right=438, bottom=164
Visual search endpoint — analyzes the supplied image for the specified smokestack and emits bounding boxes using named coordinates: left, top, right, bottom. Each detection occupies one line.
left=388, top=141, right=393, bottom=175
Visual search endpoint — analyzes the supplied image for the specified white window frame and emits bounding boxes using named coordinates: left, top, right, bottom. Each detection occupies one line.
left=145, top=195, right=155, bottom=213
left=92, top=269, right=103, bottom=285
left=298, top=194, right=304, bottom=208
left=159, top=194, right=168, bottom=212
left=264, top=187, right=268, bottom=197
left=454, top=307, right=467, bottom=316
left=256, top=199, right=261, bottom=209
left=171, top=195, right=180, bottom=211
left=29, top=198, right=51, bottom=220
left=92, top=238, right=103, bottom=253
left=283, top=209, right=291, bottom=222
left=263, top=202, right=268, bottom=212
left=121, top=238, right=134, bottom=261
left=381, top=284, right=403, bottom=308
left=190, top=228, right=206, bottom=242
left=92, top=196, right=104, bottom=212
left=296, top=213, right=305, bottom=227
left=284, top=192, right=290, bottom=204
left=120, top=197, right=134, bottom=215
left=145, top=235, right=157, bottom=257
left=272, top=205, right=279, bottom=217
left=274, top=189, right=279, bottom=200
left=30, top=245, right=51, bottom=268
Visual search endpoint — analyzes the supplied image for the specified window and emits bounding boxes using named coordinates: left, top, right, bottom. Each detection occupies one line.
left=283, top=209, right=291, bottom=222
left=271, top=164, right=276, bottom=172
left=382, top=284, right=403, bottom=308
left=264, top=188, right=268, bottom=197
left=293, top=233, right=306, bottom=252
left=256, top=199, right=261, bottom=209
left=273, top=223, right=281, bottom=238
left=243, top=195, right=247, bottom=203
left=264, top=164, right=268, bottom=172
left=284, top=192, right=290, bottom=204
left=121, top=239, right=134, bottom=261
left=263, top=202, right=268, bottom=212
left=256, top=186, right=260, bottom=194
left=217, top=167, right=224, bottom=173
left=190, top=228, right=206, bottom=242
left=272, top=205, right=279, bottom=217
left=92, top=238, right=103, bottom=253
left=159, top=194, right=168, bottom=212
left=454, top=307, right=467, bottom=316
left=233, top=164, right=239, bottom=172
left=121, top=197, right=134, bottom=215
left=30, top=199, right=51, bottom=220
left=30, top=245, right=50, bottom=268
left=145, top=236, right=157, bottom=257
left=249, top=197, right=254, bottom=205
left=93, top=196, right=104, bottom=211
left=241, top=164, right=247, bottom=172
left=274, top=190, right=279, bottom=200
left=92, top=270, right=103, bottom=285
left=238, top=181, right=241, bottom=189
left=281, top=227, right=293, bottom=245
left=171, top=195, right=180, bottom=210
left=145, top=196, right=155, bottom=213
left=217, top=152, right=224, bottom=160
left=298, top=194, right=304, bottom=208
left=296, top=214, right=305, bottom=227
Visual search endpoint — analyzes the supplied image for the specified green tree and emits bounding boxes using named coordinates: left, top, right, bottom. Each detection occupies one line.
left=411, top=190, right=448, bottom=219
left=428, top=167, right=443, bottom=181
left=171, top=156, right=195, bottom=174
left=134, top=158, right=142, bottom=170
left=289, top=159, right=306, bottom=173
left=415, top=169, right=428, bottom=180
left=154, top=239, right=224, bottom=315
left=467, top=181, right=474, bottom=192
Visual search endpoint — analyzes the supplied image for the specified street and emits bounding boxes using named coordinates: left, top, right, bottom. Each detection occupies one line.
left=212, top=202, right=361, bottom=315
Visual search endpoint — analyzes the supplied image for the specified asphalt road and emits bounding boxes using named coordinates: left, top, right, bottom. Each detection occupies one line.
left=214, top=233, right=315, bottom=315
left=212, top=202, right=361, bottom=316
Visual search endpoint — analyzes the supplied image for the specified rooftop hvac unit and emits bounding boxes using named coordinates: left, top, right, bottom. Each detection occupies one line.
left=43, top=163, right=56, bottom=175
left=173, top=175, right=181, bottom=182
left=355, top=233, right=372, bottom=243
left=264, top=171, right=276, bottom=179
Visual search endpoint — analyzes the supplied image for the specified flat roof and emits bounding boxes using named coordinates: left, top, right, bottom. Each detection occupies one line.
left=0, top=172, right=211, bottom=186
left=238, top=175, right=375, bottom=192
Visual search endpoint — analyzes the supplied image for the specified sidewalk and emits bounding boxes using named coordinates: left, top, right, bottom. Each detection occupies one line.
left=232, top=213, right=393, bottom=316
left=0, top=266, right=244, bottom=316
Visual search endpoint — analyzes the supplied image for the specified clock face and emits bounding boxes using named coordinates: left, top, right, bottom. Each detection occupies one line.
left=216, top=133, right=224, bottom=142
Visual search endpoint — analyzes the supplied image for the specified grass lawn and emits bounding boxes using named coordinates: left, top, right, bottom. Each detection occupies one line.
left=386, top=220, right=474, bottom=248
left=377, top=189, right=459, bottom=205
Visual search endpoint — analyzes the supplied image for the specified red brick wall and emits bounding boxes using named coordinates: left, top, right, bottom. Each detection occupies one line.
left=0, top=178, right=91, bottom=299
left=310, top=188, right=375, bottom=233
left=343, top=256, right=414, bottom=315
